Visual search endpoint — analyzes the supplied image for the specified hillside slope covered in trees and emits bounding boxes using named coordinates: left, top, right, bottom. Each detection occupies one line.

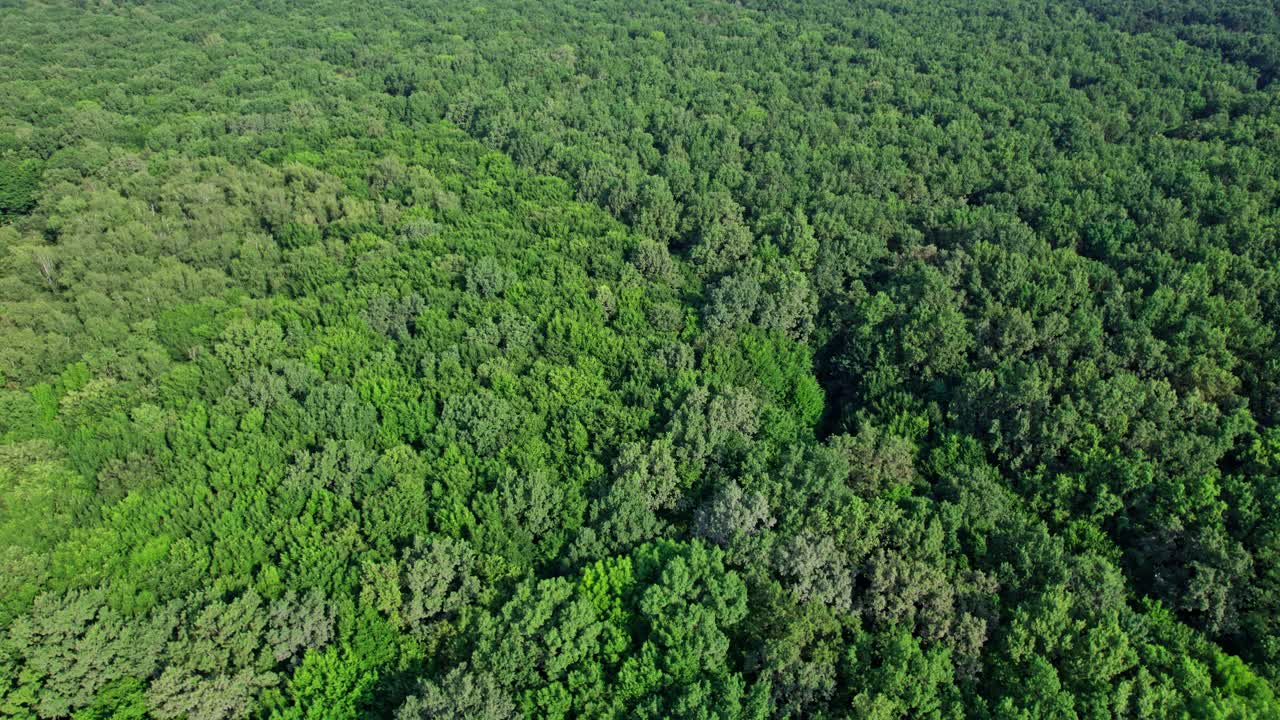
left=1, top=0, right=1279, bottom=718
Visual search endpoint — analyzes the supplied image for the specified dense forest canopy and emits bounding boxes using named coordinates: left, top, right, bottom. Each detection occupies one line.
left=1, top=0, right=1279, bottom=717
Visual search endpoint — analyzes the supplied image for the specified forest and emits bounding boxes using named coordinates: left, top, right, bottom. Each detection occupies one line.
left=1, top=0, right=1279, bottom=717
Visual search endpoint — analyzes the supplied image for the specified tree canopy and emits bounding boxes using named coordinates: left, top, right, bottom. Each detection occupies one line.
left=1, top=0, right=1279, bottom=717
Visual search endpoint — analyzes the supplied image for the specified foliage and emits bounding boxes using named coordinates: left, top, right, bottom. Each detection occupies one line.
left=1, top=0, right=1279, bottom=717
